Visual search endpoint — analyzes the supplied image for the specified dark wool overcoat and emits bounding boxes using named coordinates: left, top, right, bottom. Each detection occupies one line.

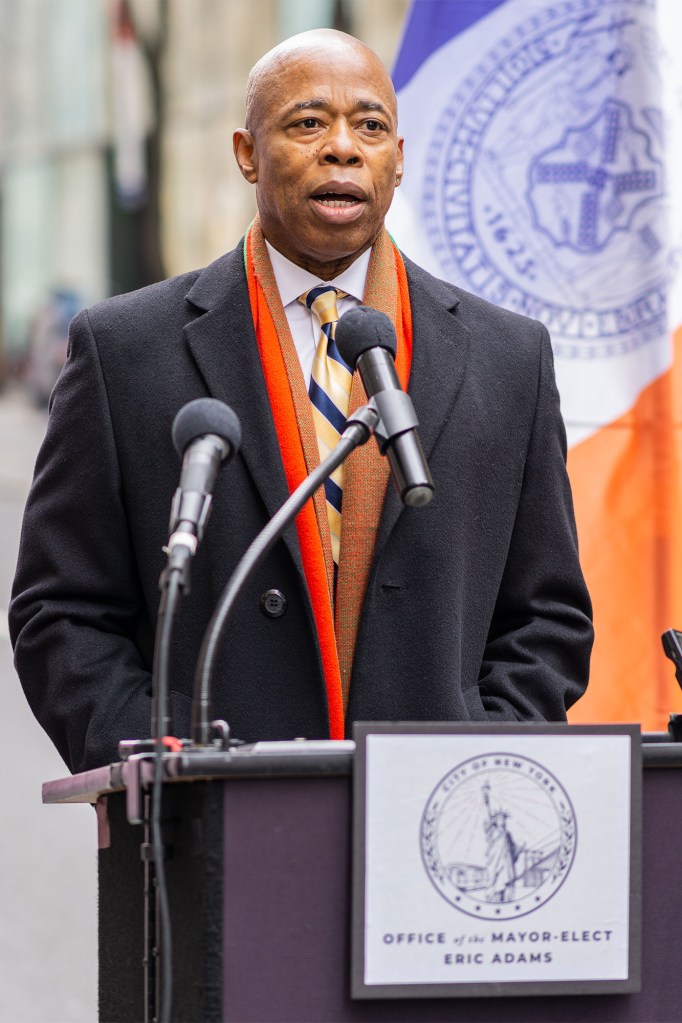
left=10, top=246, right=593, bottom=773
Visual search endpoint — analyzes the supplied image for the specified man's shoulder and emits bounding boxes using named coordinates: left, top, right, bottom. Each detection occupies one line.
left=83, top=268, right=201, bottom=331
left=81, top=244, right=246, bottom=332
left=403, top=254, right=546, bottom=343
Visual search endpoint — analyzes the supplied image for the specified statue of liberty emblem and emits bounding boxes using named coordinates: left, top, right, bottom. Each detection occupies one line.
left=420, top=754, right=577, bottom=921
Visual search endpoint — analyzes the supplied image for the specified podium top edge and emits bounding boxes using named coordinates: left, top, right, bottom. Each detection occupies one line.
left=42, top=762, right=125, bottom=804
left=41, top=733, right=682, bottom=804
left=41, top=740, right=357, bottom=803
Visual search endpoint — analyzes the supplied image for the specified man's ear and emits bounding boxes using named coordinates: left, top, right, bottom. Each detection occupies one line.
left=396, top=136, right=405, bottom=183
left=233, top=129, right=258, bottom=183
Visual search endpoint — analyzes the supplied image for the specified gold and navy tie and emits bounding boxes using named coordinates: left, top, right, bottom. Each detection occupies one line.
left=299, top=285, right=352, bottom=569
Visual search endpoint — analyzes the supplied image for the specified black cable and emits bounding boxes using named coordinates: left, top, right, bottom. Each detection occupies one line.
left=151, top=565, right=183, bottom=1023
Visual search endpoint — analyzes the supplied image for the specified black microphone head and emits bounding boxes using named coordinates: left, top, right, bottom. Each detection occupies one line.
left=172, top=398, right=242, bottom=459
left=335, top=306, right=398, bottom=369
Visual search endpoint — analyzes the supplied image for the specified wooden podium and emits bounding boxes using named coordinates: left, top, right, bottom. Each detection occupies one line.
left=44, top=735, right=682, bottom=1022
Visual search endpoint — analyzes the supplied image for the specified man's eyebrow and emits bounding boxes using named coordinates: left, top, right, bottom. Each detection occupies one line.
left=283, top=99, right=392, bottom=118
left=356, top=100, right=392, bottom=117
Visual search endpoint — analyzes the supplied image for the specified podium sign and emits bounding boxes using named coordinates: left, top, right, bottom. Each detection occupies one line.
left=352, top=723, right=641, bottom=999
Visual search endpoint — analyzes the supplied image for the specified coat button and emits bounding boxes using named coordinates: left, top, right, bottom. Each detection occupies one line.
left=260, top=589, right=287, bottom=618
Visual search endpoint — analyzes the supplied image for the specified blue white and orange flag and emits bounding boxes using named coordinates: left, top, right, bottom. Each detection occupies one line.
left=389, top=0, right=682, bottom=730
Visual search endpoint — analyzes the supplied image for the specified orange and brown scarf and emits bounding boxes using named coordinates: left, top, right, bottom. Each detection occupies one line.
left=245, top=216, right=412, bottom=738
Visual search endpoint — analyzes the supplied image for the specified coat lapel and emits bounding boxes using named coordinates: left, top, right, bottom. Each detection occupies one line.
left=182, top=246, right=302, bottom=571
left=372, top=256, right=471, bottom=558
left=180, top=246, right=470, bottom=586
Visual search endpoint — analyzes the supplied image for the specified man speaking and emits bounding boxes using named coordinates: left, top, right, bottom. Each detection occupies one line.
left=9, top=30, right=593, bottom=774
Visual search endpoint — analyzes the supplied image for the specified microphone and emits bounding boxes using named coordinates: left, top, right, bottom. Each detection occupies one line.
left=124, top=400, right=241, bottom=761
left=335, top=307, right=434, bottom=507
left=168, top=398, right=241, bottom=559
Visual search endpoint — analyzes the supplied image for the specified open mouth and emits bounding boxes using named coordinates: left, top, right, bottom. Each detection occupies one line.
left=311, top=192, right=365, bottom=208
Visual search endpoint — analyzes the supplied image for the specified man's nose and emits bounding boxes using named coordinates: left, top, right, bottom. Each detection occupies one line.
left=320, top=120, right=362, bottom=165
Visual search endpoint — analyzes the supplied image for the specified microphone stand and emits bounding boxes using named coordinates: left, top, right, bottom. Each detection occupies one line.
left=190, top=402, right=379, bottom=748
left=145, top=546, right=195, bottom=1023
left=123, top=532, right=201, bottom=1023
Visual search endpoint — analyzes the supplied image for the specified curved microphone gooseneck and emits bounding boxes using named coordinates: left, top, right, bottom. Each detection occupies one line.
left=190, top=403, right=378, bottom=748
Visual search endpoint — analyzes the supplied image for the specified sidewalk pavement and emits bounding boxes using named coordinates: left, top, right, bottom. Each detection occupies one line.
left=0, top=386, right=97, bottom=1023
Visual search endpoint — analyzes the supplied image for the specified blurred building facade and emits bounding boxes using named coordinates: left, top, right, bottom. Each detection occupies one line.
left=0, top=0, right=109, bottom=374
left=0, top=0, right=408, bottom=380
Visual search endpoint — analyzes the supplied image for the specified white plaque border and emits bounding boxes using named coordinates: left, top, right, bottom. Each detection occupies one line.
left=351, top=722, right=642, bottom=1000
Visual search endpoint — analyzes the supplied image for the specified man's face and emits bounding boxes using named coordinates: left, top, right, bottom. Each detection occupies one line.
left=234, top=46, right=404, bottom=276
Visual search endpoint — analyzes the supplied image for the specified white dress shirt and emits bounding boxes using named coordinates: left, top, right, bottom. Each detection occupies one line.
left=264, top=240, right=371, bottom=389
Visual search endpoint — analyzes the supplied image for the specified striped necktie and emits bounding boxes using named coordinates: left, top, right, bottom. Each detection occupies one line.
left=299, top=285, right=352, bottom=570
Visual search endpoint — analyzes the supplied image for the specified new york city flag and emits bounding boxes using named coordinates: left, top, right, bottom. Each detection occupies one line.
left=388, top=0, right=682, bottom=729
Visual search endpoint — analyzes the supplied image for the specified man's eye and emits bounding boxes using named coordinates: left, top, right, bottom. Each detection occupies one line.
left=364, top=119, right=384, bottom=131
left=300, top=117, right=319, bottom=128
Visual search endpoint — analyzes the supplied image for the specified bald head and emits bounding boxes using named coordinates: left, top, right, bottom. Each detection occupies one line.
left=245, top=29, right=397, bottom=134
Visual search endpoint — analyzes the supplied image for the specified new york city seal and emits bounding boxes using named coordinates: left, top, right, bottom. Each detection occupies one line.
left=420, top=753, right=577, bottom=921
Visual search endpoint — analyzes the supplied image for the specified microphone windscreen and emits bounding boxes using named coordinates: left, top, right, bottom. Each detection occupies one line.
left=335, top=306, right=398, bottom=369
left=172, top=398, right=242, bottom=458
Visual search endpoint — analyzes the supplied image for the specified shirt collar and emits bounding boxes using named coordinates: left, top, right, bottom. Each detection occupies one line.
left=264, top=239, right=372, bottom=308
